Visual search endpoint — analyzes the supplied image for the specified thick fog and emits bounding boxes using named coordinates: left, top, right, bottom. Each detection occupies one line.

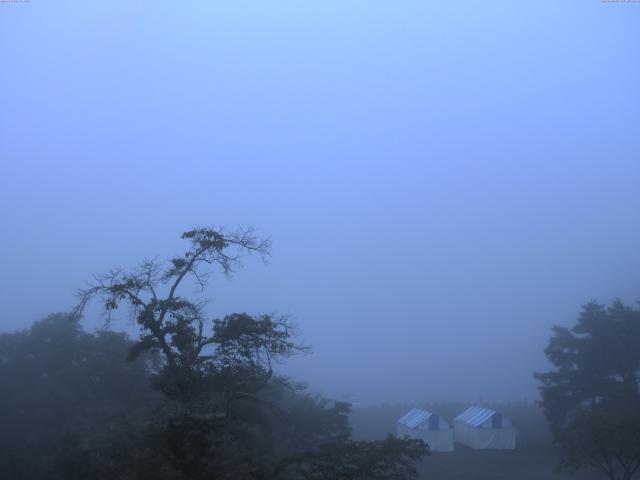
left=1, top=1, right=639, bottom=405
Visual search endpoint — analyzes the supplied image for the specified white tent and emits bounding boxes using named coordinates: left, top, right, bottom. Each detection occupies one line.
left=454, top=406, right=516, bottom=450
left=396, top=408, right=454, bottom=452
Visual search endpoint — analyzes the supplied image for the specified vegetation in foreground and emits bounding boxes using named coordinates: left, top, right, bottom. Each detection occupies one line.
left=1, top=225, right=639, bottom=480
left=0, top=226, right=428, bottom=480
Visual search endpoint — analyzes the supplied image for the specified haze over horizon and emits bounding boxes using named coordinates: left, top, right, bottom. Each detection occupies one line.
left=1, top=1, right=639, bottom=404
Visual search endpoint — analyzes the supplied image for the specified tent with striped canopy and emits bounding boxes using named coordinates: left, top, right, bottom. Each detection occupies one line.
left=396, top=407, right=454, bottom=452
left=454, top=406, right=516, bottom=450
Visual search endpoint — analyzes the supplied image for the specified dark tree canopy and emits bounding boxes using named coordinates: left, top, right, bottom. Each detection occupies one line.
left=276, top=435, right=429, bottom=480
left=74, top=227, right=302, bottom=407
left=535, top=299, right=640, bottom=480
left=0, top=313, right=162, bottom=480
left=74, top=226, right=273, bottom=366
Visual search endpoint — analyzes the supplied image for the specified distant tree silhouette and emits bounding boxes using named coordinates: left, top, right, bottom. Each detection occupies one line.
left=535, top=300, right=640, bottom=480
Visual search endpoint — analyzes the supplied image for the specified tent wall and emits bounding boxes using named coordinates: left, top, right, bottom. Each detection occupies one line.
left=454, top=422, right=516, bottom=450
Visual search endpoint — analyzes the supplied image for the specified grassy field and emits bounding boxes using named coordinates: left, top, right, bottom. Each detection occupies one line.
left=350, top=402, right=602, bottom=480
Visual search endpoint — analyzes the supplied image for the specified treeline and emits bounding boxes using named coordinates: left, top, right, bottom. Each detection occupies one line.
left=0, top=313, right=425, bottom=480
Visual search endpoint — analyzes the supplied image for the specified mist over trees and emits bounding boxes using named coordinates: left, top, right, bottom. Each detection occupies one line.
left=2, top=1, right=638, bottom=478
left=1, top=226, right=639, bottom=480
left=0, top=313, right=162, bottom=479
left=535, top=300, right=640, bottom=480
left=0, top=226, right=428, bottom=480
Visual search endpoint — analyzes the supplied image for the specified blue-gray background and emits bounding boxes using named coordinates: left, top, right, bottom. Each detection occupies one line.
left=1, top=1, right=639, bottom=403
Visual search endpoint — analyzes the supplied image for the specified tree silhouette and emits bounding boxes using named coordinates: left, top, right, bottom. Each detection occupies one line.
left=73, top=225, right=428, bottom=479
left=535, top=299, right=640, bottom=480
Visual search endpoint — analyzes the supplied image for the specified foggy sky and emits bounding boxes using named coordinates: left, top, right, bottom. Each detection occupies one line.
left=1, top=1, right=639, bottom=404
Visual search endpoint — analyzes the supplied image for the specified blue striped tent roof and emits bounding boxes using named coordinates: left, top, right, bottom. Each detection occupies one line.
left=454, top=406, right=498, bottom=427
left=398, top=408, right=434, bottom=429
